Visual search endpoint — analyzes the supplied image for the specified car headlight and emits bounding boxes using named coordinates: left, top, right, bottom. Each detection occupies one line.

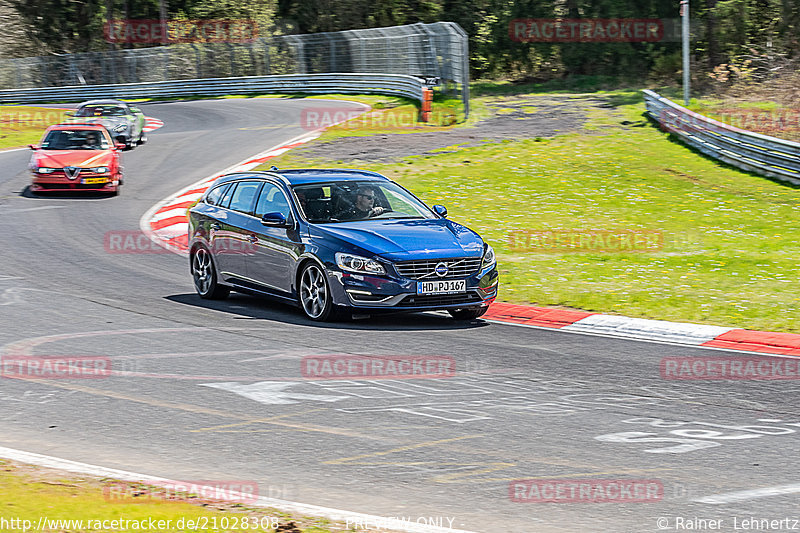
left=36, top=167, right=56, bottom=174
left=335, top=252, right=386, bottom=275
left=113, top=124, right=127, bottom=132
left=91, top=166, right=109, bottom=173
left=481, top=243, right=496, bottom=269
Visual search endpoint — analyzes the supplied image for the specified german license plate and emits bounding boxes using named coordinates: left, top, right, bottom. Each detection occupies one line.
left=81, top=177, right=107, bottom=184
left=417, top=279, right=466, bottom=295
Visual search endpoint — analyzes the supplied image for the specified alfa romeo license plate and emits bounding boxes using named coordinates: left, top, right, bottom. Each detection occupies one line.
left=417, top=279, right=466, bottom=295
left=81, top=177, right=107, bottom=184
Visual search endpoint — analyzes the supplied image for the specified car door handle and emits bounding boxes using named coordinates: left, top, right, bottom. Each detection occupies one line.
left=210, top=223, right=221, bottom=231
left=246, top=234, right=258, bottom=243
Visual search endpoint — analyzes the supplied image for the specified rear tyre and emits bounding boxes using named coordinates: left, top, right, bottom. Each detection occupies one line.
left=448, top=307, right=488, bottom=320
left=192, top=247, right=230, bottom=300
left=298, top=262, right=336, bottom=321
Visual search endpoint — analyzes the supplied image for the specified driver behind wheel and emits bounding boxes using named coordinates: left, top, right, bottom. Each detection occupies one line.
left=338, top=185, right=385, bottom=219
left=81, top=131, right=102, bottom=149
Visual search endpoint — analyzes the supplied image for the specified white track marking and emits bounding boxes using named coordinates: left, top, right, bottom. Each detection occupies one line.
left=485, top=318, right=800, bottom=358
left=149, top=207, right=189, bottom=222
left=562, top=314, right=734, bottom=345
left=0, top=446, right=474, bottom=533
left=0, top=288, right=25, bottom=306
left=693, top=484, right=800, bottom=504
left=0, top=206, right=66, bottom=214
left=202, top=381, right=348, bottom=405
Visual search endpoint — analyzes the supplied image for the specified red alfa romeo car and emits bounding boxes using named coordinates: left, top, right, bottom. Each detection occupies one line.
left=29, top=123, right=124, bottom=194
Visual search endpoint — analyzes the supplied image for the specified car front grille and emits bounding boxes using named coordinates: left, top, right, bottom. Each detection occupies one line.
left=394, top=257, right=482, bottom=280
left=35, top=183, right=108, bottom=190
left=36, top=183, right=71, bottom=189
left=397, top=292, right=483, bottom=307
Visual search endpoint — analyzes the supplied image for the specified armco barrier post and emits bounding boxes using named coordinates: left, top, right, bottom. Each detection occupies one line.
left=421, top=87, right=432, bottom=122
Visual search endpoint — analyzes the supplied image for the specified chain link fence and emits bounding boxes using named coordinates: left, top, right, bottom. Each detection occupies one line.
left=0, top=22, right=468, bottom=115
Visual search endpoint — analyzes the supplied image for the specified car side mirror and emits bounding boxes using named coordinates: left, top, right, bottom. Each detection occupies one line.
left=261, top=212, right=289, bottom=227
left=28, top=144, right=39, bottom=150
left=115, top=142, right=126, bottom=150
left=433, top=205, right=448, bottom=218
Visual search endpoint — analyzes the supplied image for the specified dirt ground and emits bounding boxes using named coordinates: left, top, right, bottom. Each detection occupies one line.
left=296, top=94, right=607, bottom=163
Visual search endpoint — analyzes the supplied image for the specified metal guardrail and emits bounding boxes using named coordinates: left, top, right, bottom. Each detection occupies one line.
left=0, top=22, right=469, bottom=117
left=0, top=73, right=425, bottom=105
left=643, top=89, right=800, bottom=184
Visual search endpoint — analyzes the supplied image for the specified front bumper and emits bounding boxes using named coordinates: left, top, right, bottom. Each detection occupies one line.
left=329, top=264, right=499, bottom=312
left=31, top=172, right=118, bottom=192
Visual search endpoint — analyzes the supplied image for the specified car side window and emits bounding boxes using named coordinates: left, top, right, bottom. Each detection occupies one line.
left=228, top=181, right=261, bottom=214
left=219, top=183, right=237, bottom=209
left=254, top=182, right=291, bottom=218
left=205, top=184, right=230, bottom=207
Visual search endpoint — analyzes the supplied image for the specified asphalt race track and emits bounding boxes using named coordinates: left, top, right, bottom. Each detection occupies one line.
left=0, top=98, right=798, bottom=532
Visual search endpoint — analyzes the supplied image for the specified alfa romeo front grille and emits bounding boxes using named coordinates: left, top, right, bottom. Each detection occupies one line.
left=394, top=257, right=482, bottom=280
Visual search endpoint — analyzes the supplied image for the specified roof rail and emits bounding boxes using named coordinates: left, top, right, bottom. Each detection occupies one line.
left=215, top=170, right=290, bottom=185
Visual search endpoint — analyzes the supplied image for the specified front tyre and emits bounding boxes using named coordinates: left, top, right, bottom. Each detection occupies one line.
left=192, top=247, right=230, bottom=300
left=299, top=263, right=335, bottom=321
left=448, top=307, right=488, bottom=320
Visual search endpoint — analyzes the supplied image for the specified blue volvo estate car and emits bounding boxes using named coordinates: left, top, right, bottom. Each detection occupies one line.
left=188, top=169, right=498, bottom=321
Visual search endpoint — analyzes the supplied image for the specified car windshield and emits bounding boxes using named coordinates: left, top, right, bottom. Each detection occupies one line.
left=76, top=105, right=127, bottom=117
left=41, top=130, right=109, bottom=150
left=293, top=181, right=435, bottom=223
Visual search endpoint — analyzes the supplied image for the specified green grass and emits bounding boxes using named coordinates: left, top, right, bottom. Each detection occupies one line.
left=0, top=106, right=70, bottom=150
left=0, top=462, right=348, bottom=532
left=258, top=90, right=800, bottom=333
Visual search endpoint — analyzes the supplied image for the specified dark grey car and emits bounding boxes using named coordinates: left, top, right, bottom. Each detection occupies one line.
left=68, top=99, right=146, bottom=150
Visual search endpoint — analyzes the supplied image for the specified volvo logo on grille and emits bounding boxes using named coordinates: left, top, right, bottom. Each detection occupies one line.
left=64, top=166, right=81, bottom=180
left=434, top=262, right=449, bottom=277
